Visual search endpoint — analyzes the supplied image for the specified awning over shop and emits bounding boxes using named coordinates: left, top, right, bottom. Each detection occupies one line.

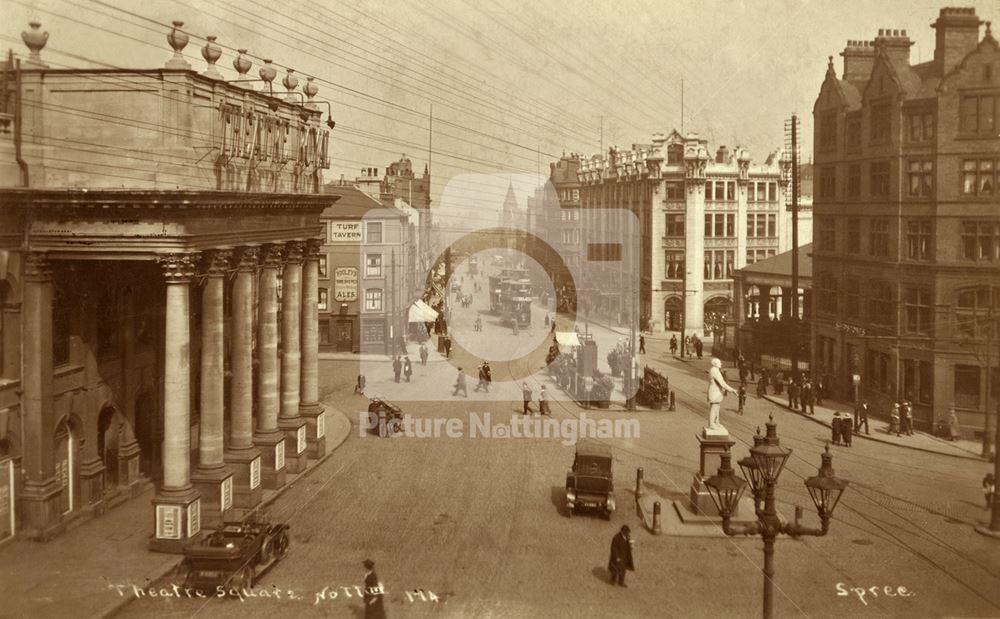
left=408, top=299, right=439, bottom=323
left=555, top=331, right=581, bottom=347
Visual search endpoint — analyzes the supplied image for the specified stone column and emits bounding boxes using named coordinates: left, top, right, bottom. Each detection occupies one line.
left=683, top=178, right=706, bottom=336
left=254, top=244, right=286, bottom=490
left=278, top=241, right=308, bottom=473
left=151, top=253, right=202, bottom=553
left=225, top=247, right=263, bottom=508
left=191, top=250, right=234, bottom=526
left=299, top=238, right=326, bottom=458
left=19, top=252, right=62, bottom=540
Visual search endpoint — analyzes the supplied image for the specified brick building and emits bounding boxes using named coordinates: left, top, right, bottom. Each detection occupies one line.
left=811, top=8, right=999, bottom=437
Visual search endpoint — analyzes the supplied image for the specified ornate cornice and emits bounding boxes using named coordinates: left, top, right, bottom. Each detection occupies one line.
left=157, top=253, right=197, bottom=284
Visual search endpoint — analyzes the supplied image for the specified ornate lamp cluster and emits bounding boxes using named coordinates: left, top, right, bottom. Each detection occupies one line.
left=704, top=415, right=848, bottom=618
left=164, top=20, right=334, bottom=128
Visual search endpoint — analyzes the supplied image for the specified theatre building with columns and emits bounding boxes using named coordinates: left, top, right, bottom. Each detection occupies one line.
left=0, top=22, right=336, bottom=548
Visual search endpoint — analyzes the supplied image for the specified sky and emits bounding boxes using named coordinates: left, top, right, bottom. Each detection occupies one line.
left=4, top=0, right=998, bottom=208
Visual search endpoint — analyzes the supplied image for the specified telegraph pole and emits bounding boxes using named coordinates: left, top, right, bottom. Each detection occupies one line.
left=788, top=115, right=801, bottom=377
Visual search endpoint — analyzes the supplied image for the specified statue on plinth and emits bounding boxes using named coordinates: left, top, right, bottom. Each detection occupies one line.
left=706, top=357, right=738, bottom=436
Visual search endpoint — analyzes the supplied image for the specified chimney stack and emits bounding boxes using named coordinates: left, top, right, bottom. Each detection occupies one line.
left=715, top=145, right=730, bottom=163
left=932, top=7, right=982, bottom=76
left=873, top=27, right=913, bottom=68
left=840, top=39, right=875, bottom=83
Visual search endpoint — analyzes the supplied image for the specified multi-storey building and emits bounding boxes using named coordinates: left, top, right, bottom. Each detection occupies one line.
left=526, top=154, right=583, bottom=310
left=576, top=131, right=803, bottom=335
left=320, top=177, right=414, bottom=354
left=0, top=23, right=335, bottom=545
left=811, top=7, right=999, bottom=437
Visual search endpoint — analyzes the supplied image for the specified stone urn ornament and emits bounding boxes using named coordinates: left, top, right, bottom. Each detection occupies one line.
left=232, top=49, right=252, bottom=88
left=283, top=68, right=300, bottom=102
left=201, top=35, right=222, bottom=79
left=21, top=21, right=48, bottom=62
left=165, top=20, right=191, bottom=69
left=259, top=59, right=277, bottom=94
left=303, top=76, right=319, bottom=110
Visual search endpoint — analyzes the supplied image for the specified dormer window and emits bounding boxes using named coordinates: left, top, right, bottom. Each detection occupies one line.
left=667, top=144, right=683, bottom=164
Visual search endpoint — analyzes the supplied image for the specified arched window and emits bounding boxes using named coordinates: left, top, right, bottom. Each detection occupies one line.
left=868, top=280, right=894, bottom=326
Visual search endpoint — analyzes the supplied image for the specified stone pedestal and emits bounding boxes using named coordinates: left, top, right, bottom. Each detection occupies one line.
left=149, top=487, right=201, bottom=553
left=224, top=448, right=263, bottom=510
left=20, top=478, right=64, bottom=540
left=117, top=439, right=144, bottom=495
left=190, top=466, right=234, bottom=528
left=78, top=458, right=106, bottom=511
left=689, top=434, right=737, bottom=518
left=299, top=404, right=327, bottom=459
left=278, top=419, right=308, bottom=474
left=253, top=431, right=287, bottom=490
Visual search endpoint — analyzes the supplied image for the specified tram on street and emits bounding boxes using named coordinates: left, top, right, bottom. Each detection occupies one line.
left=489, top=268, right=532, bottom=327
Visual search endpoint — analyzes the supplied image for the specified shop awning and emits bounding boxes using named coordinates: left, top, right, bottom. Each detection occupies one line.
left=408, top=300, right=439, bottom=323
left=555, top=331, right=581, bottom=347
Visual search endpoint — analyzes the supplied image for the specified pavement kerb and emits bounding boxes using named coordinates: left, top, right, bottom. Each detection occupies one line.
left=101, top=402, right=353, bottom=619
left=761, top=395, right=985, bottom=463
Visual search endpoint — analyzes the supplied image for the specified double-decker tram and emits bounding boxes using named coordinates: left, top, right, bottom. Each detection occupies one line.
left=488, top=268, right=532, bottom=326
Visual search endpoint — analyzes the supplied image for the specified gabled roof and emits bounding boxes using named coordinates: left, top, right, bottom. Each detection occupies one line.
left=738, top=244, right=813, bottom=280
left=322, top=183, right=403, bottom=219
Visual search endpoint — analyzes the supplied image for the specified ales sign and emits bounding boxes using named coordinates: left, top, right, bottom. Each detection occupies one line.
left=335, top=267, right=358, bottom=302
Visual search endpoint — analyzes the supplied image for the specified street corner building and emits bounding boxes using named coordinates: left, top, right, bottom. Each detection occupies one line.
left=0, top=21, right=338, bottom=548
left=571, top=131, right=811, bottom=336
left=811, top=8, right=1000, bottom=439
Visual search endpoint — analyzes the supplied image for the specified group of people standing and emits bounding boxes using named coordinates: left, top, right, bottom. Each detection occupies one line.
left=668, top=334, right=703, bottom=359
left=391, top=355, right=412, bottom=383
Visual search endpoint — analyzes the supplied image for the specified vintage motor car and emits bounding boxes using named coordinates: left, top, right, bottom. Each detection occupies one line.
left=565, top=439, right=615, bottom=518
left=183, top=511, right=290, bottom=592
left=367, top=397, right=404, bottom=437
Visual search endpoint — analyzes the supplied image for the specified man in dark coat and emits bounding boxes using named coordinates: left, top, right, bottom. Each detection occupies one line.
left=403, top=356, right=412, bottom=382
left=362, top=559, right=385, bottom=619
left=608, top=525, right=635, bottom=587
left=639, top=335, right=646, bottom=355
left=392, top=356, right=402, bottom=383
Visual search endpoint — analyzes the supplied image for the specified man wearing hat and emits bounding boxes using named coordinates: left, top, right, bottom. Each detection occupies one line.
left=607, top=525, right=635, bottom=587
left=362, top=559, right=385, bottom=619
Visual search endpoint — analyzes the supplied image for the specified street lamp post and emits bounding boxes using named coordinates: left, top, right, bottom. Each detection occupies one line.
left=705, top=415, right=849, bottom=619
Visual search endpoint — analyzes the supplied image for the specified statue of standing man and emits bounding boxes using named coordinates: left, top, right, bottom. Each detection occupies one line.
left=706, top=357, right=738, bottom=435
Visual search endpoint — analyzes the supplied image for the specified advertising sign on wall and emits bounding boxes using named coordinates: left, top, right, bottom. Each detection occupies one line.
left=335, top=267, right=359, bottom=302
left=329, top=222, right=362, bottom=243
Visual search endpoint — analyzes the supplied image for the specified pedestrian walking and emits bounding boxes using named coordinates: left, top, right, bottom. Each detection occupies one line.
left=842, top=414, right=853, bottom=447
left=607, top=525, right=635, bottom=587
left=354, top=374, right=366, bottom=395
left=392, top=356, right=402, bottom=383
left=539, top=385, right=550, bottom=415
left=669, top=335, right=678, bottom=356
left=901, top=401, right=914, bottom=436
left=639, top=335, right=646, bottom=355
left=544, top=314, right=550, bottom=328
left=362, top=559, right=385, bottom=619
left=403, top=356, right=412, bottom=382
left=802, top=380, right=815, bottom=415
left=452, top=368, right=468, bottom=397
left=759, top=368, right=769, bottom=395
left=694, top=337, right=703, bottom=359
left=788, top=379, right=799, bottom=410
left=755, top=377, right=766, bottom=398
left=984, top=473, right=996, bottom=510
left=856, top=399, right=870, bottom=435
left=475, top=363, right=491, bottom=393
left=749, top=360, right=756, bottom=382
left=522, top=382, right=533, bottom=415
left=947, top=407, right=961, bottom=441
left=737, top=385, right=747, bottom=415
left=444, top=337, right=452, bottom=358
left=890, top=402, right=901, bottom=436
left=419, top=343, right=428, bottom=366
left=832, top=412, right=843, bottom=446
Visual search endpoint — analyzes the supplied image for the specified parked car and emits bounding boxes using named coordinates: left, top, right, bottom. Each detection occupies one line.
left=367, top=398, right=403, bottom=437
left=183, top=511, right=289, bottom=592
left=565, top=439, right=615, bottom=518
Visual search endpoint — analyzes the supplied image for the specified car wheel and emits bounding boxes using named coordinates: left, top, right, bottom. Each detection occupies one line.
left=275, top=529, right=290, bottom=559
